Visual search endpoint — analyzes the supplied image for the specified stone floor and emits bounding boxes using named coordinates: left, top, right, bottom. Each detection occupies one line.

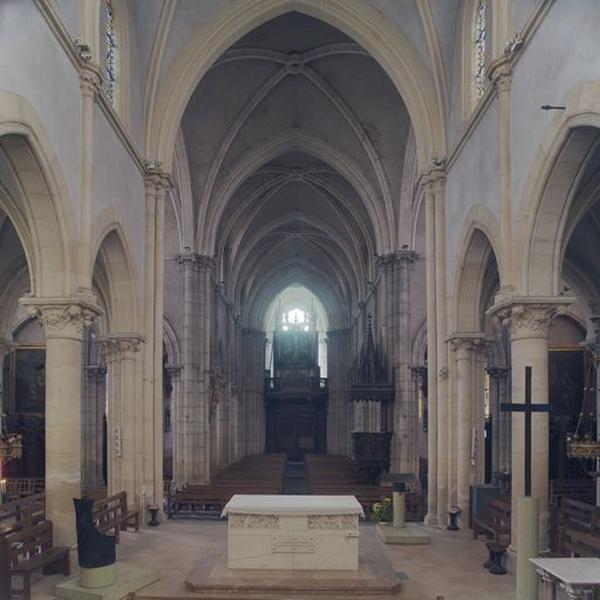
left=31, top=519, right=516, bottom=600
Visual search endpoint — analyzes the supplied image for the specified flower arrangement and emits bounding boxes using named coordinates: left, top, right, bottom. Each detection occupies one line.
left=371, top=497, right=393, bottom=523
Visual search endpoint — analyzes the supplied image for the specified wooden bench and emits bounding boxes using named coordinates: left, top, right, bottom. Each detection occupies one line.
left=92, top=491, right=139, bottom=542
left=472, top=498, right=511, bottom=544
left=0, top=493, right=45, bottom=537
left=2, top=478, right=44, bottom=502
left=550, top=479, right=595, bottom=507
left=0, top=520, right=70, bottom=600
left=170, top=454, right=287, bottom=517
left=559, top=498, right=600, bottom=557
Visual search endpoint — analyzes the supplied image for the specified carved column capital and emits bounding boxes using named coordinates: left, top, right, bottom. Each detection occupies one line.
left=448, top=334, right=485, bottom=357
left=166, top=364, right=183, bottom=381
left=79, top=64, right=102, bottom=99
left=486, top=366, right=509, bottom=380
left=144, top=161, right=172, bottom=192
left=488, top=296, right=575, bottom=340
left=417, top=165, right=446, bottom=195
left=101, top=333, right=144, bottom=361
left=488, top=56, right=512, bottom=97
left=21, top=297, right=102, bottom=339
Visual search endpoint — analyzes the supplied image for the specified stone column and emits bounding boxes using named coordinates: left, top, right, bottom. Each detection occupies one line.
left=242, top=329, right=265, bottom=456
left=327, top=328, right=349, bottom=455
left=432, top=169, right=449, bottom=526
left=487, top=367, right=509, bottom=479
left=420, top=172, right=438, bottom=526
left=450, top=335, right=483, bottom=526
left=103, top=334, right=144, bottom=507
left=22, top=299, right=99, bottom=547
left=82, top=363, right=106, bottom=489
left=78, top=61, right=101, bottom=292
left=393, top=251, right=418, bottom=475
left=143, top=164, right=171, bottom=506
left=166, top=364, right=182, bottom=483
left=492, top=297, right=573, bottom=549
left=489, top=57, right=514, bottom=294
left=176, top=251, right=199, bottom=484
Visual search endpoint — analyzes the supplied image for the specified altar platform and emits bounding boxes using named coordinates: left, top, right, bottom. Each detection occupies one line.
left=31, top=519, right=516, bottom=600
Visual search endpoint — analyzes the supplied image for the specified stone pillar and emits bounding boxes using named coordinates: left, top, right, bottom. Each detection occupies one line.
left=103, top=334, right=144, bottom=507
left=450, top=335, right=483, bottom=526
left=143, top=164, right=170, bottom=506
left=489, top=57, right=514, bottom=294
left=22, top=299, right=99, bottom=547
left=166, top=364, right=182, bottom=483
left=487, top=367, right=509, bottom=478
left=393, top=251, right=417, bottom=475
left=242, top=329, right=265, bottom=456
left=78, top=61, right=101, bottom=291
left=327, top=328, right=349, bottom=455
left=82, top=363, right=106, bottom=489
left=432, top=170, right=449, bottom=526
left=492, top=297, right=573, bottom=549
left=420, top=172, right=438, bottom=526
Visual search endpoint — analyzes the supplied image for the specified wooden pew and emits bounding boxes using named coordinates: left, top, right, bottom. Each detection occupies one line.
left=472, top=498, right=511, bottom=544
left=2, top=478, right=44, bottom=502
left=0, top=520, right=70, bottom=600
left=0, top=493, right=45, bottom=537
left=92, top=491, right=139, bottom=542
left=170, top=454, right=287, bottom=517
left=559, top=498, right=600, bottom=557
left=550, top=479, right=595, bottom=508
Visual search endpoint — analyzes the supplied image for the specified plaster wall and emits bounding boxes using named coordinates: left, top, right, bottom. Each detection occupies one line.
left=127, top=0, right=163, bottom=147
left=0, top=1, right=81, bottom=223
left=445, top=101, right=500, bottom=280
left=92, top=105, right=145, bottom=296
left=51, top=0, right=80, bottom=39
left=511, top=0, right=600, bottom=218
left=369, top=0, right=432, bottom=73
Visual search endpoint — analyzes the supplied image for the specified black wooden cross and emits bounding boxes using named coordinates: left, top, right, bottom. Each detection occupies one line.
left=501, top=366, right=549, bottom=497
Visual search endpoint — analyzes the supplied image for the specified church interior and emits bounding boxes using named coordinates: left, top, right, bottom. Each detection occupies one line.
left=0, top=1, right=599, bottom=599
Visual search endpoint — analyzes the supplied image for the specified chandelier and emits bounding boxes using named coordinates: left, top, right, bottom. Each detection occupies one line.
left=0, top=413, right=22, bottom=462
left=566, top=324, right=600, bottom=461
left=0, top=432, right=22, bottom=461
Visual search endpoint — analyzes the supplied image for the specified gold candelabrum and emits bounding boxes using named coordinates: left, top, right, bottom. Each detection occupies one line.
left=0, top=432, right=23, bottom=462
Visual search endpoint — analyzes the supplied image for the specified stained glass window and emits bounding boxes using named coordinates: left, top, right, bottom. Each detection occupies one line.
left=103, top=0, right=117, bottom=106
left=473, top=0, right=488, bottom=101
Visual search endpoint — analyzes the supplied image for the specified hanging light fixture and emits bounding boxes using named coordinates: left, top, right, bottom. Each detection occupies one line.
left=566, top=320, right=600, bottom=461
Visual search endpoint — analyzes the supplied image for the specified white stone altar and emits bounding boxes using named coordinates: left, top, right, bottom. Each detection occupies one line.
left=530, top=558, right=600, bottom=600
left=221, top=494, right=364, bottom=571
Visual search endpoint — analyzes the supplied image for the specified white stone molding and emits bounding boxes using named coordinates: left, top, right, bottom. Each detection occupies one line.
left=490, top=296, right=575, bottom=340
left=21, top=297, right=102, bottom=339
left=229, top=514, right=280, bottom=529
left=307, top=514, right=357, bottom=530
left=101, top=333, right=144, bottom=360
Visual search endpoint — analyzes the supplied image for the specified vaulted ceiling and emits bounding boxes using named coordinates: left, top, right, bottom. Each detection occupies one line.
left=177, top=12, right=416, bottom=328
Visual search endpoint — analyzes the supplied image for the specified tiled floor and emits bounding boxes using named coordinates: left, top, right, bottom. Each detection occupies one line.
left=31, top=519, right=516, bottom=600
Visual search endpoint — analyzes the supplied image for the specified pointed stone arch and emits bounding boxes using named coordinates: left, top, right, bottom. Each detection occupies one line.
left=451, top=207, right=502, bottom=334
left=0, top=92, right=75, bottom=298
left=145, top=0, right=446, bottom=172
left=518, top=81, right=600, bottom=297
left=91, top=218, right=138, bottom=333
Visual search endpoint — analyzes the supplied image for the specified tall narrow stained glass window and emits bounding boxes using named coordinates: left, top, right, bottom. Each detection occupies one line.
left=473, top=0, right=488, bottom=101
left=103, top=0, right=117, bottom=106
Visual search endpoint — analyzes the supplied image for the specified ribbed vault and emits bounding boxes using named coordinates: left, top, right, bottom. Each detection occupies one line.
left=179, top=12, right=414, bottom=329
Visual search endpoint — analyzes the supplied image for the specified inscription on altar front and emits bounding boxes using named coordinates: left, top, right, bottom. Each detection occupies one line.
left=272, top=536, right=316, bottom=554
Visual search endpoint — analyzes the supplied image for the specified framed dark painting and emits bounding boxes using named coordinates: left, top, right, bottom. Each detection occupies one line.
left=12, top=348, right=46, bottom=414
